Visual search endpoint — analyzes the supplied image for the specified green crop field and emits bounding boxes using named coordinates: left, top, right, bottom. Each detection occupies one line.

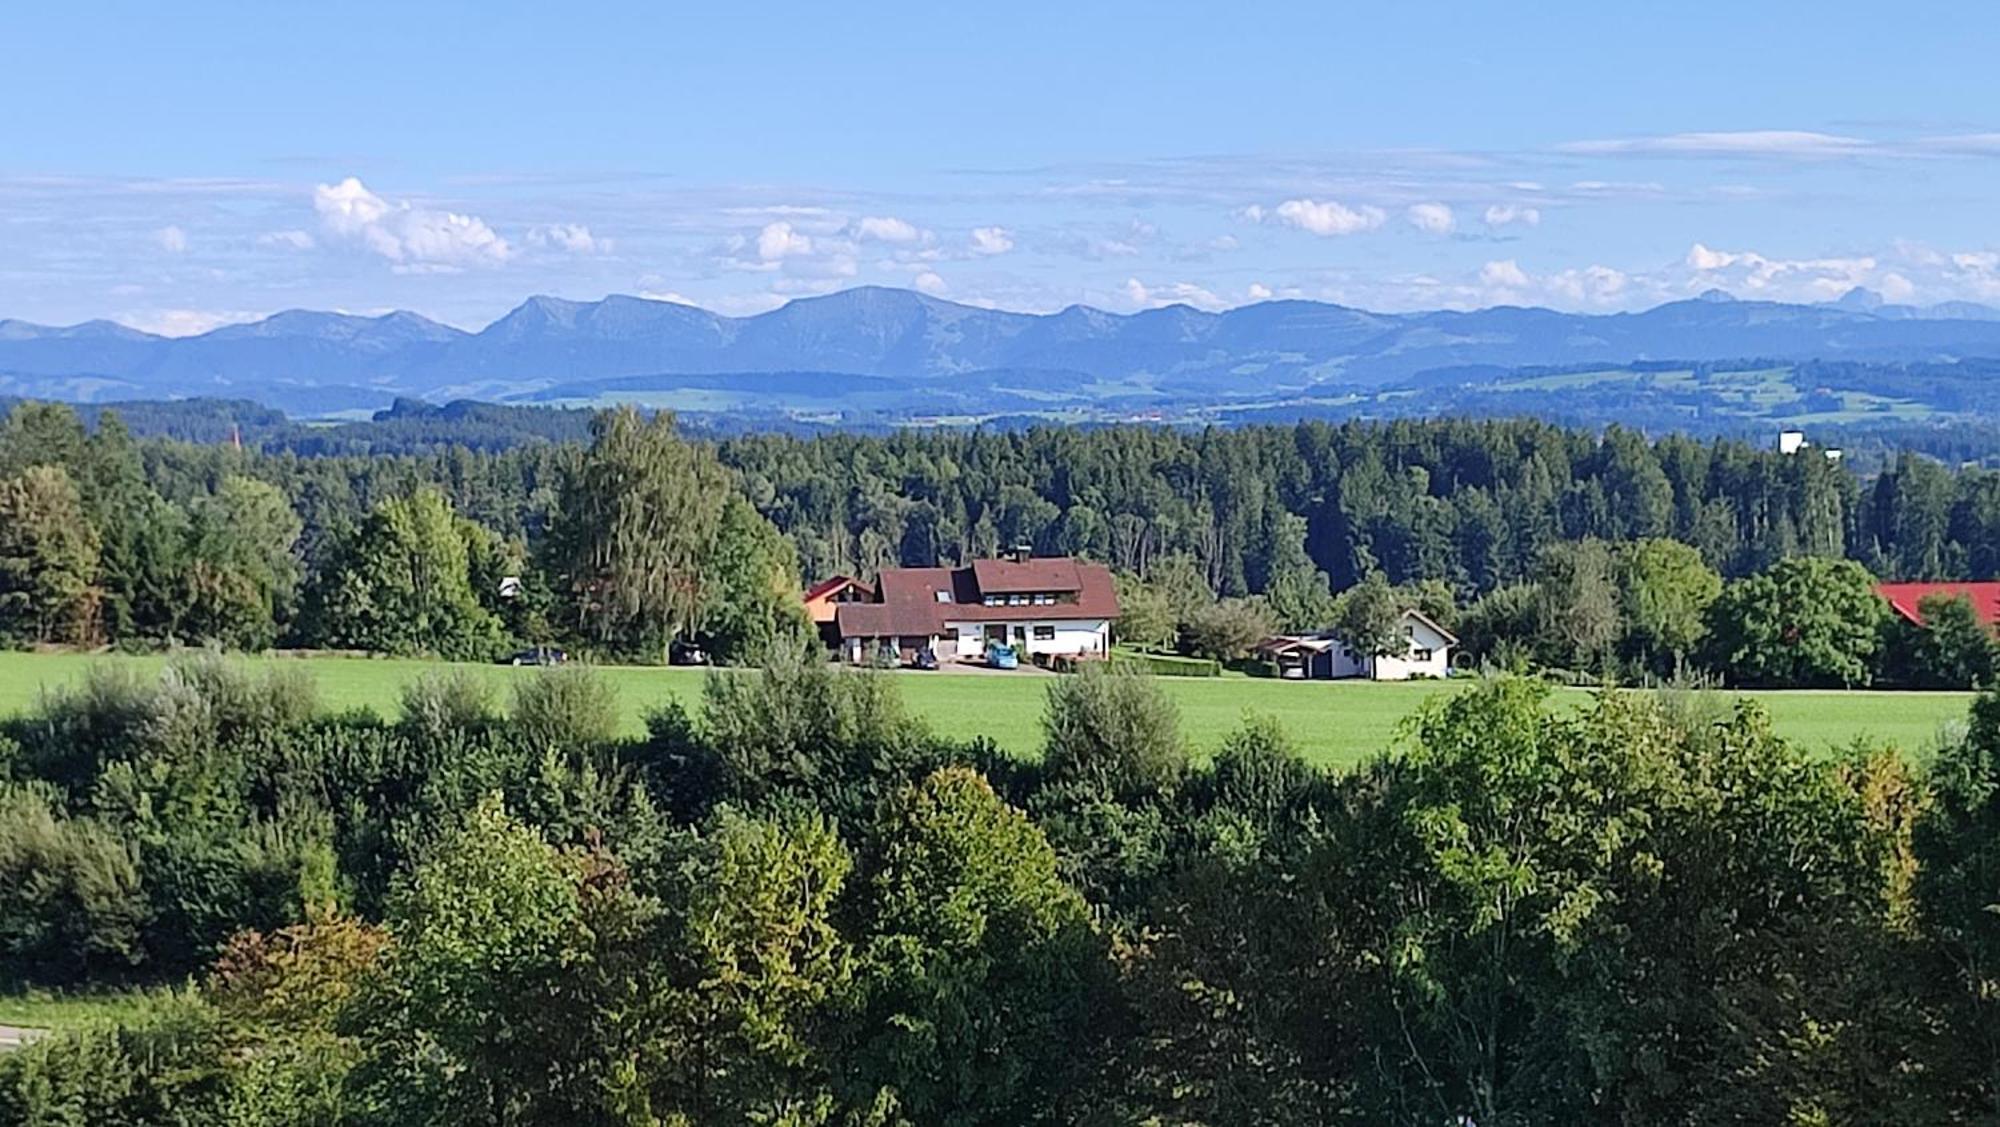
left=0, top=651, right=1976, bottom=768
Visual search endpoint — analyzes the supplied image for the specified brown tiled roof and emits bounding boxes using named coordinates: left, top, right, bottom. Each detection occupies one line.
left=971, top=557, right=1082, bottom=594
left=833, top=558, right=1119, bottom=638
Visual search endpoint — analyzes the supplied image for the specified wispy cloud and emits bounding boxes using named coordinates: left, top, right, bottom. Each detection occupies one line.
left=1559, top=130, right=1872, bottom=159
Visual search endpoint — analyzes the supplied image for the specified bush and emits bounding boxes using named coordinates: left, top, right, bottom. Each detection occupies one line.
left=0, top=784, right=147, bottom=984
left=510, top=665, right=618, bottom=753
left=1109, top=648, right=1221, bottom=678
left=0, top=991, right=226, bottom=1124
left=1041, top=665, right=1187, bottom=801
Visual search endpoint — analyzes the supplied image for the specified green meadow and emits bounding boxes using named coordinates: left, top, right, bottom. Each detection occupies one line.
left=0, top=651, right=1974, bottom=769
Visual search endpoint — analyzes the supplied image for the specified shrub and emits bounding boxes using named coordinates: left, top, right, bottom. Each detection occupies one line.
left=510, top=664, right=618, bottom=753
left=0, top=783, right=146, bottom=984
left=1110, top=648, right=1221, bottom=678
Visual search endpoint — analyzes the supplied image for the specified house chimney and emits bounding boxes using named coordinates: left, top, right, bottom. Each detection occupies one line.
left=1006, top=543, right=1033, bottom=563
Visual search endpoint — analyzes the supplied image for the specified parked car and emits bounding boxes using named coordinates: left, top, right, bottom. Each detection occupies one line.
left=985, top=643, right=1019, bottom=670
left=670, top=641, right=711, bottom=666
left=913, top=647, right=940, bottom=670
left=506, top=645, right=568, bottom=667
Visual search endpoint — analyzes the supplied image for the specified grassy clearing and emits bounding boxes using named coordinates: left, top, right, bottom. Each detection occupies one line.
left=0, top=986, right=187, bottom=1032
left=0, top=651, right=1976, bottom=769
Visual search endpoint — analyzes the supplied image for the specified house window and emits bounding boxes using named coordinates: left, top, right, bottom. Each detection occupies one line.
left=1033, top=625, right=1055, bottom=641
left=934, top=590, right=952, bottom=603
left=1412, top=647, right=1433, bottom=662
left=984, top=595, right=1002, bottom=606
left=1032, top=592, right=1054, bottom=605
left=1008, top=594, right=1027, bottom=606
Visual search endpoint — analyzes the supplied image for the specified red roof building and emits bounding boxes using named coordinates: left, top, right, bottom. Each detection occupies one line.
left=802, top=575, right=873, bottom=626
left=830, top=556, right=1119, bottom=665
left=1875, top=581, right=2000, bottom=627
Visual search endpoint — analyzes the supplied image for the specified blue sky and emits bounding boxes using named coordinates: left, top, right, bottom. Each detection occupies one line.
left=5, top=1, right=1999, bottom=333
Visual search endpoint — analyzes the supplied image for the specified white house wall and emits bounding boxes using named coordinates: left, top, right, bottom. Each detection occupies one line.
left=945, top=619, right=1110, bottom=660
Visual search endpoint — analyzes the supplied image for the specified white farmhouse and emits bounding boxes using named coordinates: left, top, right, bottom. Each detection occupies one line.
left=1258, top=608, right=1457, bottom=681
left=829, top=554, right=1119, bottom=666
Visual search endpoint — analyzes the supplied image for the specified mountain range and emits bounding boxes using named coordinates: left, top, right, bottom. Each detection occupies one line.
left=8, top=285, right=2000, bottom=418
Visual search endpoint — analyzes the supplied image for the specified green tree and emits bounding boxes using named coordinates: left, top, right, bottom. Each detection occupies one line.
left=852, top=768, right=1101, bottom=1123
left=1894, top=593, right=1997, bottom=689
left=697, top=495, right=807, bottom=664
left=0, top=784, right=146, bottom=983
left=181, top=476, right=302, bottom=650
left=343, top=796, right=605, bottom=1124
left=302, top=488, right=506, bottom=660
left=1705, top=557, right=1884, bottom=687
left=1530, top=539, right=1621, bottom=674
left=1180, top=597, right=1272, bottom=660
left=1330, top=573, right=1404, bottom=658
left=648, top=808, right=855, bottom=1123
left=1112, top=572, right=1176, bottom=652
left=1616, top=537, right=1723, bottom=675
left=545, top=408, right=729, bottom=663
left=1917, top=691, right=2000, bottom=1108
left=1041, top=665, right=1187, bottom=802
left=1347, top=681, right=1903, bottom=1123
left=0, top=464, right=101, bottom=643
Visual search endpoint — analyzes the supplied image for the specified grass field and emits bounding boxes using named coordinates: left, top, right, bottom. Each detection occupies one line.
left=0, top=651, right=1976, bottom=768
left=0, top=987, right=187, bottom=1032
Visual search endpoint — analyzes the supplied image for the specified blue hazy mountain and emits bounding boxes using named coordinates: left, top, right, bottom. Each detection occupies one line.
left=9, top=284, right=2000, bottom=414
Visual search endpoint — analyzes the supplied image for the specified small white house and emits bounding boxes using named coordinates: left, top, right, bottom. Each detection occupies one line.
left=1259, top=608, right=1457, bottom=681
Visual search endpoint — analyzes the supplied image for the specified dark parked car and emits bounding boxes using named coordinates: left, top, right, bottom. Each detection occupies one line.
left=913, top=647, right=940, bottom=670
left=670, top=641, right=711, bottom=666
left=506, top=646, right=568, bottom=667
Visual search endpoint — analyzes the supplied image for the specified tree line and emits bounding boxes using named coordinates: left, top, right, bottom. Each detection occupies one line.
left=6, top=400, right=2000, bottom=683
left=5, top=651, right=2000, bottom=1123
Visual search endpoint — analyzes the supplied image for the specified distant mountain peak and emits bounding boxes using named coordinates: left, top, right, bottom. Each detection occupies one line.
left=1834, top=286, right=1886, bottom=311
left=1695, top=288, right=1738, bottom=303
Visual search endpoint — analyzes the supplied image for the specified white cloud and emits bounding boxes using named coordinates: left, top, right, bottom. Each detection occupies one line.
left=1121, top=277, right=1226, bottom=311
left=1544, top=265, right=1630, bottom=304
left=1406, top=203, right=1456, bottom=235
left=120, top=308, right=263, bottom=337
left=853, top=216, right=925, bottom=244
left=1559, top=130, right=1871, bottom=159
left=154, top=225, right=187, bottom=253
left=1684, top=242, right=1877, bottom=297
left=755, top=220, right=814, bottom=261
left=257, top=229, right=315, bottom=250
left=528, top=223, right=609, bottom=255
left=1267, top=198, right=1387, bottom=236
left=1479, top=260, right=1532, bottom=289
left=1483, top=204, right=1541, bottom=228
left=313, top=177, right=511, bottom=269
left=1247, top=282, right=1274, bottom=301
left=1208, top=234, right=1240, bottom=252
left=912, top=270, right=948, bottom=296
left=970, top=226, right=1014, bottom=256
left=718, top=220, right=859, bottom=280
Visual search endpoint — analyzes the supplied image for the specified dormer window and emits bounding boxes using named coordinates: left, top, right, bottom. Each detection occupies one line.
left=934, top=590, right=952, bottom=603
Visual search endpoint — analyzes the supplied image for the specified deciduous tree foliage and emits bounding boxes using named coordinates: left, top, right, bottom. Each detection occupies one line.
left=544, top=408, right=729, bottom=663
left=0, top=464, right=100, bottom=643
left=7, top=655, right=2000, bottom=1121
left=301, top=487, right=505, bottom=660
left=1705, top=556, right=1885, bottom=687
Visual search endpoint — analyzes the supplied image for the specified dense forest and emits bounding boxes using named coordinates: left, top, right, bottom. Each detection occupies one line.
left=5, top=651, right=2000, bottom=1123
left=4, top=398, right=2000, bottom=686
